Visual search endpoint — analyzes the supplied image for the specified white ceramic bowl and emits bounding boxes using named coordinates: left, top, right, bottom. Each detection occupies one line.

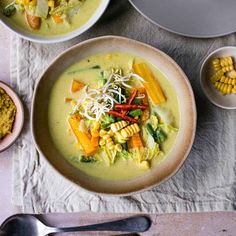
left=0, top=81, right=24, bottom=152
left=0, top=0, right=110, bottom=44
left=200, top=46, right=236, bottom=110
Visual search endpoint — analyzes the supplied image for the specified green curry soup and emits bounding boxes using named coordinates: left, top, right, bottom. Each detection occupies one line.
left=1, top=0, right=100, bottom=36
left=48, top=52, right=180, bottom=180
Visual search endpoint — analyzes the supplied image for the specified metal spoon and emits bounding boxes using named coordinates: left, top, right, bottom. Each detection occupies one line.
left=0, top=214, right=151, bottom=236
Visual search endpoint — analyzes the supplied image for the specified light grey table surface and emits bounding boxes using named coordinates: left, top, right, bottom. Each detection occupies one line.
left=0, top=18, right=236, bottom=236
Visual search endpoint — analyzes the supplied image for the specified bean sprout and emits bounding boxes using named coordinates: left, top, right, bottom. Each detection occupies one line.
left=72, top=72, right=145, bottom=120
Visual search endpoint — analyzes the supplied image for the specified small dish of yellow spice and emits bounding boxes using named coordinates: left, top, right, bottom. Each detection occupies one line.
left=200, top=46, right=236, bottom=109
left=0, top=87, right=16, bottom=140
left=0, top=81, right=24, bottom=152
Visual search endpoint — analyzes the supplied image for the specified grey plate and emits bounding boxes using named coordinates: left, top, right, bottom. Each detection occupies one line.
left=129, top=0, right=236, bottom=38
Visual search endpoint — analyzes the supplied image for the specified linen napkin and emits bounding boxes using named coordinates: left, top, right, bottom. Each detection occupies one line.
left=11, top=0, right=236, bottom=213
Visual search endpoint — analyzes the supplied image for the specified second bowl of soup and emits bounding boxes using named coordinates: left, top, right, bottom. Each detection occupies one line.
left=0, top=0, right=109, bottom=43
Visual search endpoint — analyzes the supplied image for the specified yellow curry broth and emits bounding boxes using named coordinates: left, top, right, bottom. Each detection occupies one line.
left=48, top=52, right=180, bottom=180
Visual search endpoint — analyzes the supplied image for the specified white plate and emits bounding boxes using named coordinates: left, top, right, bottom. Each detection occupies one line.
left=200, top=47, right=236, bottom=110
left=129, top=0, right=236, bottom=38
left=0, top=0, right=110, bottom=44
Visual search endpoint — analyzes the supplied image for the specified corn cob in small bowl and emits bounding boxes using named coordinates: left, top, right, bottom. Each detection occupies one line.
left=200, top=46, right=236, bottom=109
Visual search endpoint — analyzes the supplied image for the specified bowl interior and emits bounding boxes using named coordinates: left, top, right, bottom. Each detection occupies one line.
left=0, top=82, right=24, bottom=152
left=200, top=46, right=236, bottom=109
left=32, top=36, right=196, bottom=195
left=0, top=0, right=109, bottom=43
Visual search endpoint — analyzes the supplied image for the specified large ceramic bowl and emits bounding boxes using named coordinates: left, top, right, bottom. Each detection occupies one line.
left=0, top=0, right=109, bottom=44
left=32, top=36, right=196, bottom=195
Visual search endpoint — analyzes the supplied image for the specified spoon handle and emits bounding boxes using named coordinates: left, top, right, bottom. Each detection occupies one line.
left=54, top=216, right=151, bottom=233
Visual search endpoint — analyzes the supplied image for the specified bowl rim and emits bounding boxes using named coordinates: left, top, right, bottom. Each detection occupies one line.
left=0, top=81, right=24, bottom=152
left=200, top=46, right=236, bottom=110
left=128, top=0, right=236, bottom=39
left=0, top=0, right=110, bottom=44
left=31, top=35, right=197, bottom=196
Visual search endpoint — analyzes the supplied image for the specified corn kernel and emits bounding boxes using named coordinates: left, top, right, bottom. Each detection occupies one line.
left=99, top=139, right=106, bottom=146
left=108, top=129, right=114, bottom=136
left=140, top=161, right=150, bottom=170
left=115, top=144, right=122, bottom=152
left=99, top=129, right=107, bottom=137
left=48, top=0, right=55, bottom=7
left=103, top=134, right=110, bottom=141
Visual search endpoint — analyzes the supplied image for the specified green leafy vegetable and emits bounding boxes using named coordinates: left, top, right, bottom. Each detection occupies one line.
left=67, top=65, right=101, bottom=74
left=91, top=65, right=101, bottom=69
left=79, top=156, right=97, bottom=163
left=100, top=114, right=116, bottom=129
left=69, top=156, right=78, bottom=162
left=133, top=98, right=142, bottom=105
left=146, top=123, right=167, bottom=144
left=120, top=150, right=130, bottom=159
left=129, top=109, right=142, bottom=117
left=50, top=0, right=84, bottom=16
left=121, top=142, right=128, bottom=151
left=120, top=142, right=130, bottom=159
left=103, top=147, right=117, bottom=165
left=99, top=71, right=107, bottom=86
left=147, top=144, right=160, bottom=161
left=146, top=123, right=156, bottom=139
left=150, top=114, right=159, bottom=130
left=159, top=124, right=178, bottom=133
left=155, top=128, right=167, bottom=144
left=35, top=0, right=49, bottom=18
left=3, top=3, right=16, bottom=17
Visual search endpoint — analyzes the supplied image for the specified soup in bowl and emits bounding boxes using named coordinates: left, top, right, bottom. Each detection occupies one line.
left=32, top=36, right=196, bottom=195
left=0, top=0, right=109, bottom=43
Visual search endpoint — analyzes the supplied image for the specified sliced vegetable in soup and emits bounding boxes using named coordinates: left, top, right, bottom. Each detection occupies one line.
left=1, top=0, right=101, bottom=35
left=48, top=52, right=180, bottom=180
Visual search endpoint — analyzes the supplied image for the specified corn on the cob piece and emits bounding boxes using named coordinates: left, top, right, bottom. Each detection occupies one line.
left=212, top=58, right=221, bottom=72
left=210, top=70, right=224, bottom=83
left=214, top=82, right=234, bottom=94
left=99, top=129, right=107, bottom=137
left=99, top=131, right=115, bottom=150
left=120, top=124, right=140, bottom=139
left=222, top=65, right=234, bottom=73
left=220, top=56, right=233, bottom=67
left=110, top=121, right=129, bottom=133
left=211, top=56, right=236, bottom=95
left=106, top=137, right=115, bottom=150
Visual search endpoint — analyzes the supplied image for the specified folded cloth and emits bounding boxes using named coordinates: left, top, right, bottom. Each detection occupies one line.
left=11, top=1, right=236, bottom=213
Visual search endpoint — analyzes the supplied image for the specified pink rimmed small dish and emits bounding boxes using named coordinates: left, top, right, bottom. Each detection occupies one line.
left=0, top=81, right=24, bottom=152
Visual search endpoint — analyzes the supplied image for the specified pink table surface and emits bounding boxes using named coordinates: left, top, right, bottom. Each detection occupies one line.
left=0, top=24, right=235, bottom=236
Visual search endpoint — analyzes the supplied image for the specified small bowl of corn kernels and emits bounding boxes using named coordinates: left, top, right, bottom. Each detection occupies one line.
left=200, top=46, right=236, bottom=109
